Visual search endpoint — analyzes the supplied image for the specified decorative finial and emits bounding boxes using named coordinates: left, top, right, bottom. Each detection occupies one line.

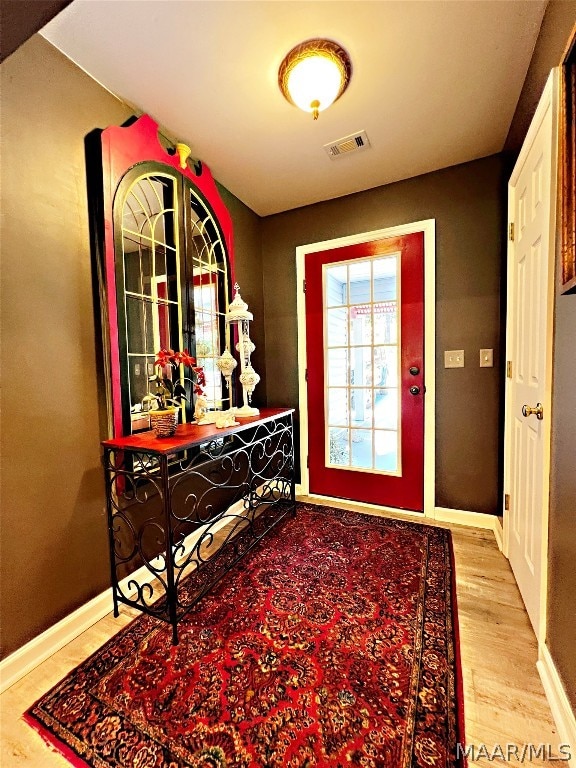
left=175, top=142, right=191, bottom=170
left=226, top=284, right=252, bottom=322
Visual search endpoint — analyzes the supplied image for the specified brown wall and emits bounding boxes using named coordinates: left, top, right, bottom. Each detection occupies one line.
left=548, top=293, right=576, bottom=709
left=0, top=35, right=264, bottom=659
left=0, top=35, right=132, bottom=659
left=505, top=1, right=576, bottom=153
left=218, top=185, right=266, bottom=406
left=261, top=156, right=507, bottom=514
left=0, top=0, right=73, bottom=62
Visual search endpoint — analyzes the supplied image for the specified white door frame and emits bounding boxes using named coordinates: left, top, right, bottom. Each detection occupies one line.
left=296, top=219, right=436, bottom=518
left=503, top=69, right=558, bottom=644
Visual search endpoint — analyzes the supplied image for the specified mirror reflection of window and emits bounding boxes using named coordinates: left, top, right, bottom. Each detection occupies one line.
left=118, top=172, right=230, bottom=433
left=189, top=190, right=230, bottom=412
left=121, top=174, right=181, bottom=432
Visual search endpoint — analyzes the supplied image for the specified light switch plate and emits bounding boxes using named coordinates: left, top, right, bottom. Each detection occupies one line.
left=444, top=350, right=465, bottom=368
left=480, top=349, right=493, bottom=367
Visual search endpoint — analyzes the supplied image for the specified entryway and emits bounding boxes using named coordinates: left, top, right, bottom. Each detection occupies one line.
left=296, top=220, right=435, bottom=515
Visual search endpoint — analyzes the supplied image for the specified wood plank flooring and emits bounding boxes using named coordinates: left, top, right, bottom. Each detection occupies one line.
left=0, top=499, right=562, bottom=766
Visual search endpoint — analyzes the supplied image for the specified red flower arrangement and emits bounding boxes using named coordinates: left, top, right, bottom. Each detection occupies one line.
left=145, top=348, right=206, bottom=412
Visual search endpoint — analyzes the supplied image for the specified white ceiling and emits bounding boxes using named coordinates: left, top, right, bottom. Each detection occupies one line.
left=41, top=0, right=547, bottom=216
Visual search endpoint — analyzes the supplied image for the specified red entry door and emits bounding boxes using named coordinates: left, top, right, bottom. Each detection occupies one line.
left=305, top=232, right=424, bottom=511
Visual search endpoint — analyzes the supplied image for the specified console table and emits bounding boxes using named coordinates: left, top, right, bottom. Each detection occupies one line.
left=101, top=408, right=295, bottom=643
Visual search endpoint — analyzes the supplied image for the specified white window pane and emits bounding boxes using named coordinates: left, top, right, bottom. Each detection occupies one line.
left=375, top=430, right=399, bottom=472
left=351, top=388, right=372, bottom=428
left=329, top=428, right=349, bottom=466
left=325, top=265, right=348, bottom=306
left=326, top=308, right=348, bottom=347
left=351, top=429, right=372, bottom=468
left=349, top=260, right=371, bottom=301
left=349, top=346, right=372, bottom=386
left=373, top=255, right=397, bottom=301
left=374, top=388, right=399, bottom=430
left=374, top=346, right=398, bottom=388
left=328, top=348, right=348, bottom=386
left=349, top=308, right=372, bottom=345
left=328, top=388, right=349, bottom=426
left=374, top=306, right=397, bottom=344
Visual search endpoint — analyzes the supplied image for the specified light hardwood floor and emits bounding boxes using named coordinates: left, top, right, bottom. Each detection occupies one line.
left=0, top=499, right=562, bottom=767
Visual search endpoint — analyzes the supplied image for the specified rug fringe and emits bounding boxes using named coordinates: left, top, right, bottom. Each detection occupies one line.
left=23, top=712, right=91, bottom=768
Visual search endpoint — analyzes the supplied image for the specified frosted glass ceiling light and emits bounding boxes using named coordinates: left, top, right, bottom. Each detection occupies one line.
left=279, top=39, right=352, bottom=120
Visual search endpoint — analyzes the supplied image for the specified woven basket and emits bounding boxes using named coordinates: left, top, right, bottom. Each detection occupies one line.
left=150, top=409, right=178, bottom=438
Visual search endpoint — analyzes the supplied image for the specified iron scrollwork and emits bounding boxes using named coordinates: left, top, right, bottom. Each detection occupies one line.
left=103, top=412, right=296, bottom=643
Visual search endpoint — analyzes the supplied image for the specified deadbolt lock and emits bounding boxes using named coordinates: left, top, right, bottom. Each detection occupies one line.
left=409, top=366, right=420, bottom=376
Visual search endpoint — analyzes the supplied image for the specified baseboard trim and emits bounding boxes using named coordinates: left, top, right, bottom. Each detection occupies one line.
left=537, top=643, right=576, bottom=767
left=297, top=495, right=502, bottom=538
left=297, top=492, right=426, bottom=521
left=0, top=587, right=114, bottom=695
left=493, top=517, right=504, bottom=552
left=0, top=490, right=265, bottom=695
left=433, top=506, right=500, bottom=533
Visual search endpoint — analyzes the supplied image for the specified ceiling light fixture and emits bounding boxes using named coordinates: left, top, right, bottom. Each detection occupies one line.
left=278, top=38, right=352, bottom=120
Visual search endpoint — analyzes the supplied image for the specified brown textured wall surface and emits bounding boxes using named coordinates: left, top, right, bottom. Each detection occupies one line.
left=505, top=0, right=576, bottom=153
left=0, top=0, right=73, bottom=62
left=547, top=292, right=576, bottom=710
left=0, top=35, right=266, bottom=659
left=217, top=185, right=266, bottom=407
left=261, top=156, right=506, bottom=514
left=0, top=35, right=133, bottom=658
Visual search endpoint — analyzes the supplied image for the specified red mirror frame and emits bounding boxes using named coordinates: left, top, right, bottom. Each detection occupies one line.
left=86, top=114, right=236, bottom=437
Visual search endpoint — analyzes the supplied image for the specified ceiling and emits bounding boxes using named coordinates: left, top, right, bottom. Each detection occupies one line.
left=41, top=0, right=547, bottom=216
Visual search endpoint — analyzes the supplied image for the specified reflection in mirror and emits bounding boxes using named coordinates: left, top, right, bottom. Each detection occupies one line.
left=117, top=171, right=231, bottom=434
left=189, top=189, right=230, bottom=412
left=121, top=174, right=181, bottom=433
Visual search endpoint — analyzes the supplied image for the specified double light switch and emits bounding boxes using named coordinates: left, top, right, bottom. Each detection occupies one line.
left=444, top=349, right=494, bottom=368
left=444, top=350, right=464, bottom=368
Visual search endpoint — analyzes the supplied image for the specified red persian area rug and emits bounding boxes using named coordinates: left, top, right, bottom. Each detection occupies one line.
left=25, top=503, right=466, bottom=767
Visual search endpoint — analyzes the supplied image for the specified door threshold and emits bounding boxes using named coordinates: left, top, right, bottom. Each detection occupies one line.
left=296, top=491, right=426, bottom=522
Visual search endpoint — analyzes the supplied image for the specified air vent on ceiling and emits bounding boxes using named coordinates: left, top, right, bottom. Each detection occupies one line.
left=324, top=130, right=371, bottom=159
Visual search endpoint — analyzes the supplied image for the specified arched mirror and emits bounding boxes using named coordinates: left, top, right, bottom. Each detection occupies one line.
left=87, top=115, right=235, bottom=437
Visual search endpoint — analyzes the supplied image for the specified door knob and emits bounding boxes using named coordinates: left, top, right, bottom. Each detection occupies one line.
left=522, top=403, right=543, bottom=420
left=409, top=366, right=420, bottom=376
left=409, top=385, right=420, bottom=395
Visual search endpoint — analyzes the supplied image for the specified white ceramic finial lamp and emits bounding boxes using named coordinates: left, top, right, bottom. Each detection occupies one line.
left=215, top=348, right=237, bottom=394
left=221, top=284, right=260, bottom=417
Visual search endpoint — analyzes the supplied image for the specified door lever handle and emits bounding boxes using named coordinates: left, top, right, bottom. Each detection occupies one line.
left=522, top=403, right=543, bottom=420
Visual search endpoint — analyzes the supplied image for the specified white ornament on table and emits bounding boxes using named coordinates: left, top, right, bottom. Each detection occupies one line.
left=223, top=283, right=260, bottom=417
left=193, top=393, right=208, bottom=422
left=216, top=348, right=237, bottom=390
left=215, top=409, right=240, bottom=429
left=239, top=365, right=260, bottom=399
